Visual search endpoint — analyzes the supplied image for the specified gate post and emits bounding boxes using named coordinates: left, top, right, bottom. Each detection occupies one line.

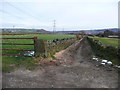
left=34, top=37, right=47, bottom=57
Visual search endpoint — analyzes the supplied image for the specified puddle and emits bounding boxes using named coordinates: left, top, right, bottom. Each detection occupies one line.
left=107, top=61, right=112, bottom=65
left=101, top=60, right=108, bottom=63
left=101, top=62, right=106, bottom=65
left=92, top=56, right=120, bottom=68
left=24, top=51, right=35, bottom=56
left=92, top=57, right=99, bottom=61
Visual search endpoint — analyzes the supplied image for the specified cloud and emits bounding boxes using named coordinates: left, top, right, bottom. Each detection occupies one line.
left=1, top=0, right=119, bottom=3
left=0, top=0, right=118, bottom=30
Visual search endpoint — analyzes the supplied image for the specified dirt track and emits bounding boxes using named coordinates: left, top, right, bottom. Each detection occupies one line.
left=2, top=38, right=118, bottom=88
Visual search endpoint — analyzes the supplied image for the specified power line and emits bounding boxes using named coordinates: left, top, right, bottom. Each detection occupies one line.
left=0, top=9, right=25, bottom=28
left=4, top=1, right=41, bottom=22
left=63, top=28, right=64, bottom=33
left=53, top=20, right=56, bottom=34
left=0, top=9, right=23, bottom=19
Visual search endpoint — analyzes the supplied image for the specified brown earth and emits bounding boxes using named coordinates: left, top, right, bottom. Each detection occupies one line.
left=2, top=38, right=118, bottom=88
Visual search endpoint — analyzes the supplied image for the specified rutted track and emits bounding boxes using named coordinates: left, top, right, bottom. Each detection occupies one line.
left=2, top=38, right=118, bottom=88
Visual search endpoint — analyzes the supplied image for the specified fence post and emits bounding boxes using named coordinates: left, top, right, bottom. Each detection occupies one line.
left=34, top=37, right=47, bottom=57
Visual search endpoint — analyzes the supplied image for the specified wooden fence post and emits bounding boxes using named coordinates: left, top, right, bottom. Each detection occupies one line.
left=34, top=37, right=47, bottom=57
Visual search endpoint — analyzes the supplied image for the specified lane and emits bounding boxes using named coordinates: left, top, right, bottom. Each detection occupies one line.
left=2, top=38, right=118, bottom=88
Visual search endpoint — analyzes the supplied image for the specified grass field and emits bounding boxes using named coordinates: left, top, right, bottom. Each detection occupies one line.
left=91, top=37, right=119, bottom=47
left=2, top=34, right=75, bottom=40
left=1, top=34, right=76, bottom=72
left=2, top=34, right=75, bottom=47
left=89, top=36, right=120, bottom=65
left=2, top=34, right=76, bottom=54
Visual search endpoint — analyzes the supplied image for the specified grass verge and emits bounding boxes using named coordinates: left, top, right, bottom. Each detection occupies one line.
left=2, top=56, right=38, bottom=72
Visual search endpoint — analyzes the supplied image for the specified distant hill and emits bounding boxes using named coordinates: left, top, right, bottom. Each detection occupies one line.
left=36, top=29, right=51, bottom=33
left=56, top=28, right=120, bottom=34
left=1, top=28, right=51, bottom=34
left=1, top=28, right=119, bottom=35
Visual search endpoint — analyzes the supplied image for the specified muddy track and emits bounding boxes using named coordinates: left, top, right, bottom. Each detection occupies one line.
left=2, top=38, right=118, bottom=88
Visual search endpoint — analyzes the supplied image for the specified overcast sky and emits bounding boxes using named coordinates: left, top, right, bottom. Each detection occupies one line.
left=0, top=0, right=119, bottom=31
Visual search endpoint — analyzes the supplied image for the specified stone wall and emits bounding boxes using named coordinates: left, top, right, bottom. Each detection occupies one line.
left=87, top=37, right=120, bottom=64
left=46, top=37, right=77, bottom=56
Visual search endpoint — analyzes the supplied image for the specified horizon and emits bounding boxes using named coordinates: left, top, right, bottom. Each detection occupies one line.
left=1, top=27, right=119, bottom=32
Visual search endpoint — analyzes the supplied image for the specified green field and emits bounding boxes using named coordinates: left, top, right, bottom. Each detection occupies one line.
left=1, top=34, right=76, bottom=72
left=2, top=34, right=76, bottom=54
left=91, top=37, right=119, bottom=47
left=2, top=34, right=75, bottom=40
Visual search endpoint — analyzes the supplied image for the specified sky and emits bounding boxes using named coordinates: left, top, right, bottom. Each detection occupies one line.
left=0, top=0, right=119, bottom=31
